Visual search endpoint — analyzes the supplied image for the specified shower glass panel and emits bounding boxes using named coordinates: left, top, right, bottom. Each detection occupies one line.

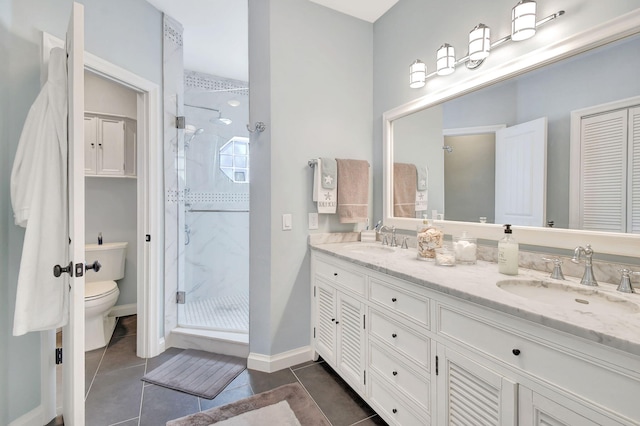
left=178, top=72, right=250, bottom=333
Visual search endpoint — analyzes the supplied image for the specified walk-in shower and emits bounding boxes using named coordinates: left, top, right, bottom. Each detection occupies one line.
left=178, top=71, right=250, bottom=334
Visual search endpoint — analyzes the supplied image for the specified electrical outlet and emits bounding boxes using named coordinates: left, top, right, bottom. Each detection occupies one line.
left=308, top=213, right=319, bottom=230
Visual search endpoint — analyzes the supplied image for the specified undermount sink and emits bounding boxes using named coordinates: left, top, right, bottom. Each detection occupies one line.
left=341, top=243, right=395, bottom=254
left=496, top=279, right=640, bottom=315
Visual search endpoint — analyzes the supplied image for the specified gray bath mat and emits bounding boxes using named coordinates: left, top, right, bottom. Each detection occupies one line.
left=142, top=349, right=246, bottom=399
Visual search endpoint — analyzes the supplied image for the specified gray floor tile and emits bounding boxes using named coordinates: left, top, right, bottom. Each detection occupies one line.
left=110, top=419, right=139, bottom=426
left=352, top=414, right=389, bottom=425
left=295, top=362, right=376, bottom=426
left=199, top=384, right=254, bottom=411
left=99, top=335, right=145, bottom=373
left=139, top=384, right=199, bottom=426
left=112, top=315, right=137, bottom=338
left=243, top=367, right=298, bottom=394
left=290, top=359, right=318, bottom=371
left=85, top=364, right=145, bottom=426
left=86, top=348, right=105, bottom=394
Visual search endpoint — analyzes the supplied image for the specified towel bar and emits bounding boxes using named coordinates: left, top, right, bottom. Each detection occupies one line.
left=308, top=159, right=370, bottom=167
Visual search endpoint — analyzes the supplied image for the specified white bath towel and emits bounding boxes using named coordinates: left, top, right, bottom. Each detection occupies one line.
left=415, top=165, right=428, bottom=212
left=313, top=158, right=337, bottom=214
left=10, top=47, right=69, bottom=335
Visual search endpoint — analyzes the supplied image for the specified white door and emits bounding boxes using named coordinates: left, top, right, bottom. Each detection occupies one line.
left=495, top=117, right=547, bottom=226
left=62, top=2, right=85, bottom=424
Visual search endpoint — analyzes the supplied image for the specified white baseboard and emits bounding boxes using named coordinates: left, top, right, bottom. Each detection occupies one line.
left=9, top=405, right=46, bottom=426
left=109, top=303, right=137, bottom=318
left=247, top=346, right=314, bottom=373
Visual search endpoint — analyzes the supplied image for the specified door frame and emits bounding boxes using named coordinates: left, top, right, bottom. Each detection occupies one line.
left=41, top=31, right=163, bottom=418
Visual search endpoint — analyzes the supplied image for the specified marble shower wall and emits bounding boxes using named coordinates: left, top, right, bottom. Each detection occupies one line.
left=163, top=14, right=184, bottom=337
left=183, top=71, right=250, bottom=303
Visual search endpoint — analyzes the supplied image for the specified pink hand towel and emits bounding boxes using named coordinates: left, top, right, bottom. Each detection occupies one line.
left=336, top=159, right=369, bottom=224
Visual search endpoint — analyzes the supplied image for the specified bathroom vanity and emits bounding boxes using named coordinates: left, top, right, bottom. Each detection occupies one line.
left=310, top=240, right=640, bottom=425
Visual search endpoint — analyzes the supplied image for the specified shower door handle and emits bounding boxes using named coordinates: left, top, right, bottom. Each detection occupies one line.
left=53, top=262, right=73, bottom=278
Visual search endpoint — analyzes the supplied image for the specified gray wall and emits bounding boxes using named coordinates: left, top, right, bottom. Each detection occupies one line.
left=0, top=0, right=161, bottom=422
left=372, top=0, right=640, bottom=225
left=249, top=0, right=373, bottom=356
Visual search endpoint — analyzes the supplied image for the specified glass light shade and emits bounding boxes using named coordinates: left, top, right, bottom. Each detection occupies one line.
left=469, top=24, right=491, bottom=61
left=436, top=44, right=456, bottom=76
left=512, top=0, right=537, bottom=41
left=409, top=60, right=427, bottom=88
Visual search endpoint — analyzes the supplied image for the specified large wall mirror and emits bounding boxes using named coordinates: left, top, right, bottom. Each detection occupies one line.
left=383, top=11, right=640, bottom=257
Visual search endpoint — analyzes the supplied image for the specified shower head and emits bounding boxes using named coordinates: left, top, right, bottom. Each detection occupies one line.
left=210, top=111, right=232, bottom=125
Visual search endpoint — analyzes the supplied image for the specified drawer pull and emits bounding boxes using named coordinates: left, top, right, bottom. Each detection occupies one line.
left=333, top=272, right=338, bottom=276
left=392, top=333, right=397, bottom=338
left=392, top=370, right=398, bottom=376
left=392, top=408, right=398, bottom=414
left=512, top=349, right=521, bottom=356
left=391, top=297, right=397, bottom=302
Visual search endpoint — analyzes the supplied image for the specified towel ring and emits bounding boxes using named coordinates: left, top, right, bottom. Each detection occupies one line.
left=247, top=122, right=266, bottom=133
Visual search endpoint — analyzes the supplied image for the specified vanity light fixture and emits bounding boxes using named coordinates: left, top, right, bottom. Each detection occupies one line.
left=468, top=24, right=491, bottom=61
left=409, top=59, right=427, bottom=88
left=512, top=0, right=537, bottom=41
left=436, top=43, right=456, bottom=76
left=409, top=1, right=564, bottom=88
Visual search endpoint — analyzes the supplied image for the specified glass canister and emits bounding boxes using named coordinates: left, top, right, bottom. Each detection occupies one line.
left=453, top=231, right=477, bottom=264
left=416, top=219, right=443, bottom=260
left=435, top=244, right=456, bottom=266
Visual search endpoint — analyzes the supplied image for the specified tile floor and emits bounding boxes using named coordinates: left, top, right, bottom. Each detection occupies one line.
left=51, top=315, right=387, bottom=426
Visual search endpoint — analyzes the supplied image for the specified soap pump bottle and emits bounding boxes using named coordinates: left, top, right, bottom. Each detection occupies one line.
left=498, top=224, right=518, bottom=275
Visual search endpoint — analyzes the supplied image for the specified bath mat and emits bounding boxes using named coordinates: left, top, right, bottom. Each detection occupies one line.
left=166, top=383, right=330, bottom=425
left=142, top=349, right=246, bottom=399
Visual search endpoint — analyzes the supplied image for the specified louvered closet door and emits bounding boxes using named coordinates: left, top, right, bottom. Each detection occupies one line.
left=437, top=346, right=517, bottom=426
left=336, top=292, right=366, bottom=393
left=315, top=279, right=337, bottom=365
left=628, top=107, right=640, bottom=233
left=580, top=110, right=628, bottom=232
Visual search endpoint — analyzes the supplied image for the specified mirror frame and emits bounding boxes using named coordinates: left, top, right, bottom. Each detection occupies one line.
left=383, top=10, right=640, bottom=257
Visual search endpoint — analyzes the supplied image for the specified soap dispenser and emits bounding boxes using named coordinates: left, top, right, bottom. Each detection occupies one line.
left=498, top=224, right=518, bottom=275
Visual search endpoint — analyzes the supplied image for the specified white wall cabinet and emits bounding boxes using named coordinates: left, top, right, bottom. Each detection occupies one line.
left=84, top=113, right=136, bottom=177
left=310, top=250, right=640, bottom=426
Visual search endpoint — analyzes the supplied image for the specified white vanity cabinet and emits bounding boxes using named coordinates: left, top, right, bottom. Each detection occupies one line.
left=84, top=113, right=136, bottom=177
left=310, top=249, right=640, bottom=426
left=312, top=254, right=367, bottom=394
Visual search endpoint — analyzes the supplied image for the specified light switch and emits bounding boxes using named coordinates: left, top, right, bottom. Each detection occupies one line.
left=282, top=213, right=293, bottom=231
left=308, top=213, right=319, bottom=230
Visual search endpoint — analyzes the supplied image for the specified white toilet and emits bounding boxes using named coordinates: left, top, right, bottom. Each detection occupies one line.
left=84, top=242, right=128, bottom=351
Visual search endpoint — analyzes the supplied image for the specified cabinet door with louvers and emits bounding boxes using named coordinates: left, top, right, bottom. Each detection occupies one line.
left=579, top=107, right=640, bottom=233
left=336, top=291, right=366, bottom=394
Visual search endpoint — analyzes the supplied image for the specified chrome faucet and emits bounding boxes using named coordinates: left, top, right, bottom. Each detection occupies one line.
left=571, top=244, right=598, bottom=286
left=379, top=225, right=398, bottom=247
left=617, top=269, right=640, bottom=293
left=542, top=257, right=565, bottom=280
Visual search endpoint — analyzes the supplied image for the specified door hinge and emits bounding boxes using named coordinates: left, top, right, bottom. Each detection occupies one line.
left=55, top=348, right=63, bottom=365
left=363, top=314, right=366, bottom=329
left=146, top=234, right=151, bottom=242
left=176, top=291, right=186, bottom=304
left=363, top=370, right=366, bottom=385
left=313, top=286, right=316, bottom=297
left=176, top=116, right=186, bottom=129
left=313, top=327, right=316, bottom=338
left=435, top=355, right=439, bottom=376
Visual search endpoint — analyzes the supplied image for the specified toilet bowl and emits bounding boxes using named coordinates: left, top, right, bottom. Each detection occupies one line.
left=84, top=242, right=127, bottom=351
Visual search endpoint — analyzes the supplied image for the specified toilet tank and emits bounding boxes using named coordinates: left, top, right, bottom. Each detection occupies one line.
left=85, top=242, right=128, bottom=283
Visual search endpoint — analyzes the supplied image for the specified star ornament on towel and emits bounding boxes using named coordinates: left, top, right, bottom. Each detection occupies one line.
left=323, top=174, right=334, bottom=186
left=418, top=192, right=425, bottom=200
left=324, top=192, right=333, bottom=200
left=419, top=179, right=427, bottom=188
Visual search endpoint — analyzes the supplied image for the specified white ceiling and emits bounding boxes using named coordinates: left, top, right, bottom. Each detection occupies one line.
left=309, top=0, right=399, bottom=23
left=145, top=0, right=396, bottom=80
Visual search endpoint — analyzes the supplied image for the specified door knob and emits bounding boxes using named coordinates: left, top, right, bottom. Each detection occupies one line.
left=85, top=260, right=102, bottom=272
left=53, top=262, right=73, bottom=278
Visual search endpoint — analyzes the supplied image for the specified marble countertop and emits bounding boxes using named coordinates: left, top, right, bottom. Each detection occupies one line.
left=310, top=238, right=640, bottom=357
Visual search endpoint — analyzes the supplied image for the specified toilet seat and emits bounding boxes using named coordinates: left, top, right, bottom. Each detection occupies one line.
left=85, top=280, right=118, bottom=301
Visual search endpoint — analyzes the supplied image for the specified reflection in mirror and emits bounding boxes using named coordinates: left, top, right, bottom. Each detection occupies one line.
left=390, top=33, right=640, bottom=232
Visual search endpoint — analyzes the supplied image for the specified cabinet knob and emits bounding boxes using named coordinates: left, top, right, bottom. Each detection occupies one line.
left=91, top=143, right=95, bottom=147
left=392, top=333, right=397, bottom=338
left=512, top=349, right=521, bottom=356
left=333, top=272, right=338, bottom=276
left=331, top=318, right=335, bottom=322
left=392, top=370, right=398, bottom=376
left=392, top=408, right=398, bottom=414
left=335, top=321, right=340, bottom=325
left=391, top=297, right=397, bottom=302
